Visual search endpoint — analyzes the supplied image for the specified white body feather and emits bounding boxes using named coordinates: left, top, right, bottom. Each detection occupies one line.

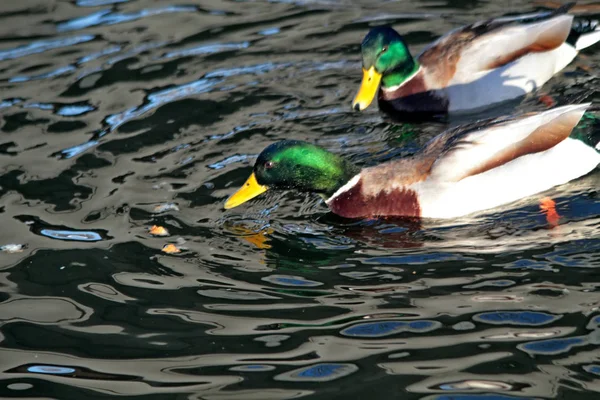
left=419, top=104, right=600, bottom=218
left=328, top=104, right=599, bottom=219
left=416, top=13, right=600, bottom=112
left=446, top=43, right=577, bottom=112
left=415, top=137, right=599, bottom=218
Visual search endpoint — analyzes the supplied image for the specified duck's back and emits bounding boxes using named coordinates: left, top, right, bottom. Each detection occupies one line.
left=413, top=5, right=587, bottom=113
left=415, top=104, right=600, bottom=218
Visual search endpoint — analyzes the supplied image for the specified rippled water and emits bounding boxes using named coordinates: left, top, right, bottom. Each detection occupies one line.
left=1, top=0, right=600, bottom=398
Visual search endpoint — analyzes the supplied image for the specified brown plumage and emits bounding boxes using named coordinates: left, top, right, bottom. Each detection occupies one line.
left=484, top=18, right=571, bottom=69
left=457, top=109, right=581, bottom=179
left=327, top=179, right=421, bottom=219
left=416, top=3, right=575, bottom=85
left=372, top=2, right=593, bottom=116
left=327, top=104, right=591, bottom=219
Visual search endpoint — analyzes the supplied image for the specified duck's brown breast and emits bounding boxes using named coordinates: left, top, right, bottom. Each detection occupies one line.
left=327, top=179, right=421, bottom=219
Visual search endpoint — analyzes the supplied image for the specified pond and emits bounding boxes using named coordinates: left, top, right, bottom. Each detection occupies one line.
left=0, top=0, right=599, bottom=399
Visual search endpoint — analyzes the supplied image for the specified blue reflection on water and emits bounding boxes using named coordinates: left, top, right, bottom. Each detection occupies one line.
left=60, top=141, right=99, bottom=159
left=519, top=336, right=586, bottom=355
left=57, top=105, right=96, bottom=116
left=205, top=62, right=290, bottom=78
left=474, top=311, right=559, bottom=326
left=28, top=365, right=76, bottom=375
left=208, top=155, right=251, bottom=170
left=0, top=99, right=23, bottom=109
left=10, top=66, right=77, bottom=83
left=59, top=77, right=221, bottom=159
left=77, top=0, right=128, bottom=6
left=162, top=42, right=249, bottom=59
left=40, top=230, right=103, bottom=242
left=263, top=275, right=323, bottom=287
left=0, top=35, right=95, bottom=61
left=341, top=320, right=440, bottom=337
left=78, top=45, right=122, bottom=63
left=275, top=363, right=358, bottom=382
left=58, top=6, right=197, bottom=32
left=259, top=27, right=280, bottom=35
left=104, top=78, right=221, bottom=131
left=584, top=365, right=600, bottom=376
left=300, top=364, right=342, bottom=378
left=362, top=252, right=471, bottom=265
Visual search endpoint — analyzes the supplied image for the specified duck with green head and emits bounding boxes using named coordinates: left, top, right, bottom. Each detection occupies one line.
left=223, top=140, right=360, bottom=209
left=225, top=104, right=600, bottom=219
left=352, top=3, right=600, bottom=116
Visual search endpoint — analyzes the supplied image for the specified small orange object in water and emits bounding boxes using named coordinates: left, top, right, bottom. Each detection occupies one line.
left=162, top=244, right=181, bottom=253
left=242, top=228, right=273, bottom=250
left=540, top=197, right=560, bottom=227
left=538, top=95, right=555, bottom=108
left=149, top=225, right=169, bottom=236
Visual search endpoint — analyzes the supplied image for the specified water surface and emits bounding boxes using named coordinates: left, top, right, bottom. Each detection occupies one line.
left=0, top=0, right=600, bottom=399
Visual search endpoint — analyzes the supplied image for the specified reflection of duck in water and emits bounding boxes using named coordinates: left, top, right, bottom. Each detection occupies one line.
left=225, top=104, right=599, bottom=219
left=351, top=3, right=600, bottom=118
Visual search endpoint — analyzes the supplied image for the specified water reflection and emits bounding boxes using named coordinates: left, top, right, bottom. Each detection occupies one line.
left=0, top=0, right=599, bottom=399
left=57, top=6, right=197, bottom=32
left=0, top=35, right=94, bottom=61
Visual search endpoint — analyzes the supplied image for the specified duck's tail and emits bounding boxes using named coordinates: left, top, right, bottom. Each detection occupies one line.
left=568, top=18, right=600, bottom=50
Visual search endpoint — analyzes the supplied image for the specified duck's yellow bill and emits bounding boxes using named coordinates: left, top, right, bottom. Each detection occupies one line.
left=352, top=67, right=382, bottom=111
left=224, top=173, right=268, bottom=209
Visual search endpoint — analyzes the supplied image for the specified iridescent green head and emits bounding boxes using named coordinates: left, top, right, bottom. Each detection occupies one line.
left=224, top=140, right=359, bottom=209
left=353, top=26, right=419, bottom=111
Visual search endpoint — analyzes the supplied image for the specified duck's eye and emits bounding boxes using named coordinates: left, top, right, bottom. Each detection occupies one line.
left=380, top=46, right=388, bottom=54
left=264, top=161, right=274, bottom=169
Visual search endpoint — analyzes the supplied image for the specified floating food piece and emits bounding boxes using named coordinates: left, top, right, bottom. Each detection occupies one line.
left=1, top=244, right=24, bottom=253
left=149, top=225, right=169, bottom=236
left=162, top=244, right=181, bottom=254
left=153, top=203, right=179, bottom=213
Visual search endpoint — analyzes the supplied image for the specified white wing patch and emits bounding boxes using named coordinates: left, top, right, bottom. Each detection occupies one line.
left=428, top=104, right=589, bottom=182
left=416, top=138, right=600, bottom=219
left=455, top=15, right=573, bottom=76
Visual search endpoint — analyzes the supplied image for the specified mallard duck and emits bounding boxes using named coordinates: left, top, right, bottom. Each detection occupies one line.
left=352, top=3, right=600, bottom=116
left=225, top=104, right=599, bottom=219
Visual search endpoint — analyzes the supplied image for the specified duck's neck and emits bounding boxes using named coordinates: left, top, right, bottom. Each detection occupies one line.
left=323, top=158, right=361, bottom=198
left=382, top=59, right=420, bottom=88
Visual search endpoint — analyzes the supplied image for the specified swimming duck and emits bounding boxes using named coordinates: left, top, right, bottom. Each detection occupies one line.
left=225, top=104, right=599, bottom=219
left=352, top=3, right=600, bottom=116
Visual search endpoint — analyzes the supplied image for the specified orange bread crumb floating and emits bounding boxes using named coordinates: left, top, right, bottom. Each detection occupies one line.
left=161, top=244, right=181, bottom=254
left=149, top=225, right=169, bottom=236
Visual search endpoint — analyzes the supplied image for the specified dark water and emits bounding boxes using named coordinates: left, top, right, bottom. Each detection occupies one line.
left=1, top=0, right=600, bottom=399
